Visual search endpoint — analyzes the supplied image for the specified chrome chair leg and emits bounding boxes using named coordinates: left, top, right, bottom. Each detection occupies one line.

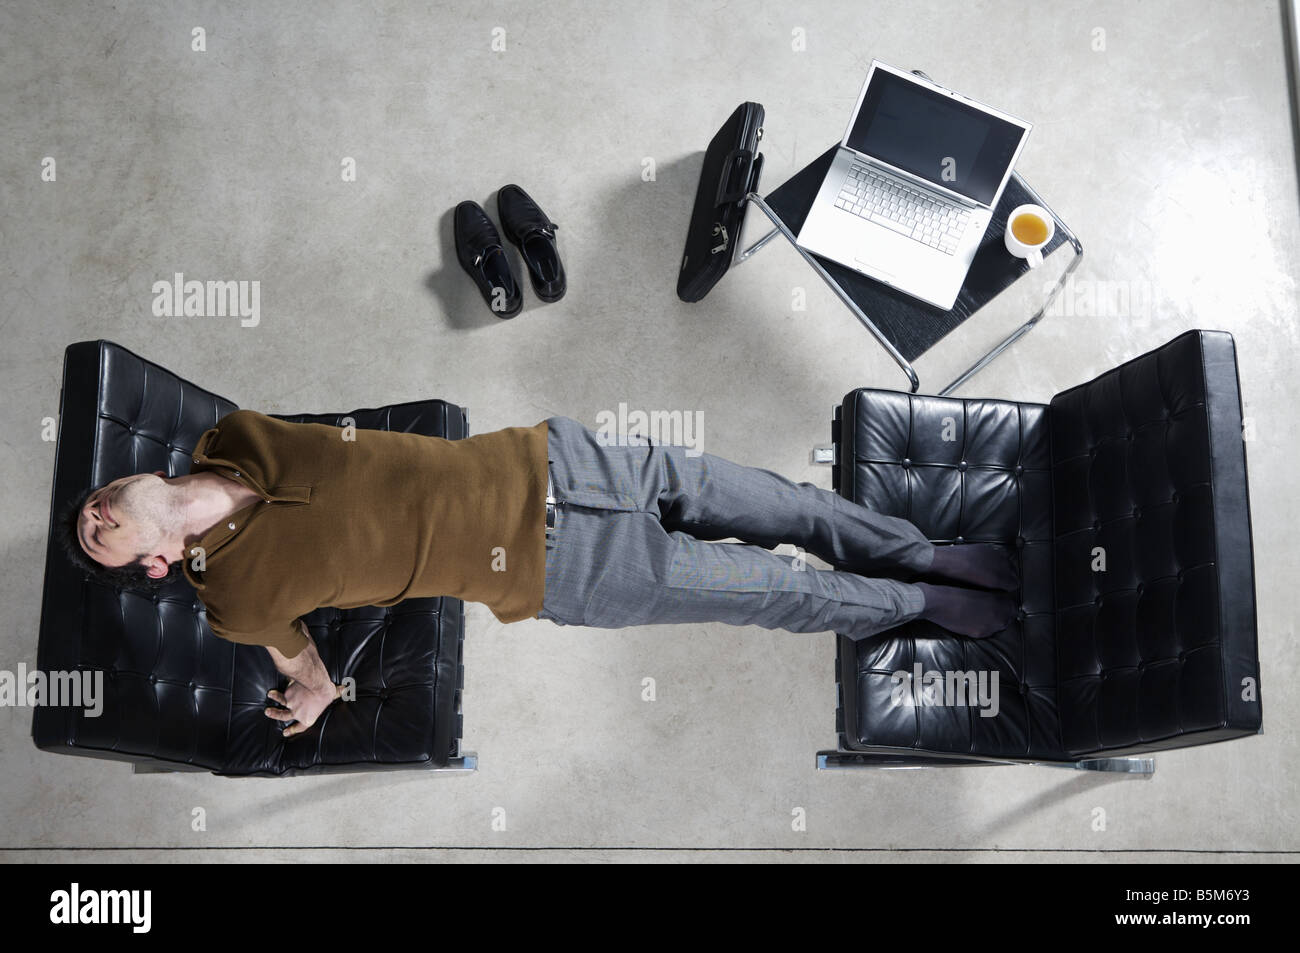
left=817, top=749, right=1154, bottom=776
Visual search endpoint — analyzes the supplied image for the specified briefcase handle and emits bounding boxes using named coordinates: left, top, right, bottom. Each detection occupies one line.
left=714, top=147, right=756, bottom=207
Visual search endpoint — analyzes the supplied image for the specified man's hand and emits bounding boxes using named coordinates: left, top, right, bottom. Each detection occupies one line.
left=266, top=678, right=344, bottom=737
left=264, top=621, right=344, bottom=738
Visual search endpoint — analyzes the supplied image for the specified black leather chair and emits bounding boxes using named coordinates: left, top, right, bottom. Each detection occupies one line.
left=821, top=330, right=1262, bottom=774
left=34, top=341, right=473, bottom=776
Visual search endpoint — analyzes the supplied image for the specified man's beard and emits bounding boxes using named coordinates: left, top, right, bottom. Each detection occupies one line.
left=114, top=476, right=174, bottom=549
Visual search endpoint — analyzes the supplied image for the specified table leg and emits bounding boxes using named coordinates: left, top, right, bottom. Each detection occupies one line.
left=744, top=192, right=921, bottom=393
left=734, top=225, right=780, bottom=264
left=938, top=233, right=1084, bottom=396
left=938, top=171, right=1085, bottom=396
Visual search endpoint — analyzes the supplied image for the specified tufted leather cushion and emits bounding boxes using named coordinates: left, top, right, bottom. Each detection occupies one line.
left=833, top=389, right=1068, bottom=760
left=33, top=341, right=468, bottom=775
left=832, top=330, right=1261, bottom=762
left=1048, top=330, right=1259, bottom=755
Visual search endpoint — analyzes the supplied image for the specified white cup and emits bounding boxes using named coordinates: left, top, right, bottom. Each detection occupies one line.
left=1004, top=204, right=1055, bottom=268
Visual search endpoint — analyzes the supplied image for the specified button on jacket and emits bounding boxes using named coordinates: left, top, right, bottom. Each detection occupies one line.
left=182, top=409, right=549, bottom=658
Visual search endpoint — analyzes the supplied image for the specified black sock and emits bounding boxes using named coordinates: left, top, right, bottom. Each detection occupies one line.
left=914, top=582, right=1017, bottom=639
left=925, top=543, right=1019, bottom=591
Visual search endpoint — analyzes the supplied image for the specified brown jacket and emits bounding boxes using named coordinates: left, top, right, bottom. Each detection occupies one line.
left=182, top=409, right=548, bottom=657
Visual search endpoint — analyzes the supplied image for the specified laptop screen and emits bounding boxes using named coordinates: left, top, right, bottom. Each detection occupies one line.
left=846, top=70, right=1027, bottom=206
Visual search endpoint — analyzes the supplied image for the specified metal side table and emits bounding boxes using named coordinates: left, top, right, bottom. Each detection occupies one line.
left=732, top=145, right=1082, bottom=396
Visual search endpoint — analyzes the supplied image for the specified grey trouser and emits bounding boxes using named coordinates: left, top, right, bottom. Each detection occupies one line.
left=535, top=416, right=934, bottom=640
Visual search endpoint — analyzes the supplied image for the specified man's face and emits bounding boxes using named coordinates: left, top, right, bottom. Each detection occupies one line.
left=77, top=471, right=171, bottom=574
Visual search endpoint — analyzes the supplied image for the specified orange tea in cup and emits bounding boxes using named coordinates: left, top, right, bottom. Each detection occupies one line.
left=1011, top=212, right=1049, bottom=246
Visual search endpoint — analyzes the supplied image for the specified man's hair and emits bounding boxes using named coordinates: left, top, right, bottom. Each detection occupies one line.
left=55, top=484, right=183, bottom=591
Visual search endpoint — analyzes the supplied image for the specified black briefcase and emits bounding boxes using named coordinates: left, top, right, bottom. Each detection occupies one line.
left=677, top=102, right=765, bottom=302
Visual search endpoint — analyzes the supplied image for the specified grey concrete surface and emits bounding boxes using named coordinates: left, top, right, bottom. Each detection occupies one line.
left=0, top=0, right=1295, bottom=862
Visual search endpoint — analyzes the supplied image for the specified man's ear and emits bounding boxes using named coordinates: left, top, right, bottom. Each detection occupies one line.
left=144, top=554, right=172, bottom=579
left=153, top=470, right=166, bottom=477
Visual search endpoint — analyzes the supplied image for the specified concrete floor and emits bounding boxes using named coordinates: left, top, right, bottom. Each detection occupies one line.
left=1, top=1, right=1295, bottom=862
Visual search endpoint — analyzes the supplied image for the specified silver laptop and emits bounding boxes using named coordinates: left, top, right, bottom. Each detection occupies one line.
left=796, top=61, right=1031, bottom=310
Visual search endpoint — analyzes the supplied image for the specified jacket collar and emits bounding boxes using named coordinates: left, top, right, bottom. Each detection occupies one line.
left=181, top=424, right=312, bottom=590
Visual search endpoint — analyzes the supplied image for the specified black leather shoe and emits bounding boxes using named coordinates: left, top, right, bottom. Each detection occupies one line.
left=454, top=200, right=523, bottom=318
left=497, top=184, right=566, bottom=302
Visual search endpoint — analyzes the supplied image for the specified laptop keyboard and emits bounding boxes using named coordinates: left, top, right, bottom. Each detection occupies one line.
left=836, top=162, right=972, bottom=255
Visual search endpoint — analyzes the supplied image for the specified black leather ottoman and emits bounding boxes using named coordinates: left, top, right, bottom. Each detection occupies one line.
left=822, top=330, right=1262, bottom=773
left=34, top=341, right=472, bottom=776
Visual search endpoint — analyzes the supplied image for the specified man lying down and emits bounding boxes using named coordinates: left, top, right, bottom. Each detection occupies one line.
left=57, top=410, right=1018, bottom=737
